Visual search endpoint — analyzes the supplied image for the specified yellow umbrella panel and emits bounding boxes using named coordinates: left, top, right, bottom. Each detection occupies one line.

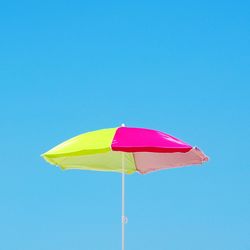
left=42, top=127, right=136, bottom=174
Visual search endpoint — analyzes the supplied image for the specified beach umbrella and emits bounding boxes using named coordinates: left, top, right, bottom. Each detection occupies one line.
left=42, top=125, right=208, bottom=250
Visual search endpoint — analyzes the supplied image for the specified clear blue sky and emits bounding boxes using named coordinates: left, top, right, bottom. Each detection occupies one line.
left=0, top=0, right=249, bottom=249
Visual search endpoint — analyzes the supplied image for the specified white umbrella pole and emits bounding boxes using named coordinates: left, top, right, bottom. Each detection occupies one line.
left=121, top=152, right=126, bottom=250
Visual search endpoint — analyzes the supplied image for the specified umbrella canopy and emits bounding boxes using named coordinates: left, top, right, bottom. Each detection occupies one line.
left=42, top=126, right=208, bottom=174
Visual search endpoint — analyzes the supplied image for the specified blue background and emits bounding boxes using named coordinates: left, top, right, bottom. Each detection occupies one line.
left=0, top=1, right=249, bottom=249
